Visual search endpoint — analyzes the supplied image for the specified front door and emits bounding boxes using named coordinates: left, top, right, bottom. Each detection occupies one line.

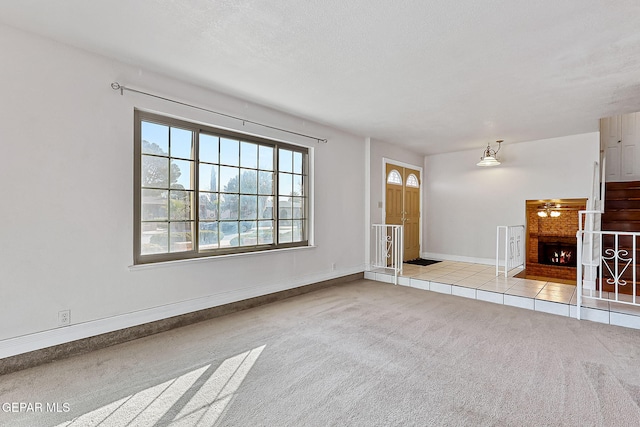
left=385, top=163, right=421, bottom=262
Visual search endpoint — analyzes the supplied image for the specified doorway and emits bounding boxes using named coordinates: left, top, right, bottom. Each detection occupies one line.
left=385, top=162, right=421, bottom=262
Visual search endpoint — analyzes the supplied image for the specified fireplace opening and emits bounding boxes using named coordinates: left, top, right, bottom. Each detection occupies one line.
left=538, top=241, right=576, bottom=267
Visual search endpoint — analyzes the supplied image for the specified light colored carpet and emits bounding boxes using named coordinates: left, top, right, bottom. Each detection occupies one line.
left=2, top=279, right=640, bottom=426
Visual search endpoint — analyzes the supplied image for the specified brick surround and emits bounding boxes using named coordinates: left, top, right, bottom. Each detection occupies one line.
left=525, top=199, right=587, bottom=282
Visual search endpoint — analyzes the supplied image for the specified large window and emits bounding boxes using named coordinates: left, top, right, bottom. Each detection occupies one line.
left=134, top=110, right=309, bottom=264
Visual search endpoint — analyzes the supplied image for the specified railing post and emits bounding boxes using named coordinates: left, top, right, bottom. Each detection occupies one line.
left=634, top=236, right=637, bottom=305
left=615, top=234, right=619, bottom=299
left=504, top=226, right=509, bottom=278
left=576, top=229, right=582, bottom=320
left=496, top=226, right=501, bottom=277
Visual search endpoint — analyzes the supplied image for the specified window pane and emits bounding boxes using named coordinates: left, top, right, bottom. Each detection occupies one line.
left=170, top=159, right=193, bottom=190
left=169, top=190, right=192, bottom=220
left=199, top=134, right=219, bottom=163
left=258, top=171, right=273, bottom=195
left=170, top=127, right=193, bottom=160
left=169, top=222, right=193, bottom=252
left=279, top=198, right=291, bottom=219
left=198, top=193, right=218, bottom=220
left=142, top=189, right=168, bottom=221
left=292, top=220, right=304, bottom=242
left=219, top=194, right=238, bottom=219
left=258, top=221, right=274, bottom=244
left=293, top=175, right=303, bottom=196
left=259, top=146, right=273, bottom=171
left=141, top=122, right=168, bottom=155
left=141, top=222, right=168, bottom=254
left=220, top=138, right=239, bottom=166
left=239, top=221, right=258, bottom=246
left=259, top=196, right=272, bottom=219
left=199, top=221, right=220, bottom=250
left=240, top=169, right=257, bottom=194
left=406, top=173, right=419, bottom=188
left=279, top=220, right=293, bottom=243
left=279, top=149, right=292, bottom=173
left=240, top=195, right=257, bottom=220
left=293, top=151, right=303, bottom=174
left=387, top=169, right=402, bottom=185
left=240, top=141, right=258, bottom=168
left=290, top=197, right=304, bottom=219
left=142, top=155, right=169, bottom=188
left=220, top=222, right=239, bottom=248
left=199, top=163, right=218, bottom=192
left=279, top=172, right=293, bottom=196
left=220, top=166, right=239, bottom=193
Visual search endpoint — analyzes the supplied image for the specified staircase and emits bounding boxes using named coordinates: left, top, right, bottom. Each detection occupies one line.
left=603, top=181, right=640, bottom=230
left=601, top=181, right=640, bottom=294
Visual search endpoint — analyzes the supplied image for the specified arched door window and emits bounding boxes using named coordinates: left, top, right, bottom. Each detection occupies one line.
left=387, top=169, right=402, bottom=185
left=406, top=173, right=419, bottom=188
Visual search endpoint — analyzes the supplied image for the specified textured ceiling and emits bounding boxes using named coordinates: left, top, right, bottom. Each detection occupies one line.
left=2, top=0, right=640, bottom=154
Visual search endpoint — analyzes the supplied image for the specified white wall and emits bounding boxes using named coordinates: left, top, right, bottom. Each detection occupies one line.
left=0, top=24, right=365, bottom=355
left=424, top=133, right=600, bottom=263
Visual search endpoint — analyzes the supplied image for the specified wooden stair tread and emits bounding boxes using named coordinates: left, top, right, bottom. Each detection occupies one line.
left=606, top=181, right=640, bottom=189
left=603, top=224, right=640, bottom=228
left=602, top=221, right=640, bottom=225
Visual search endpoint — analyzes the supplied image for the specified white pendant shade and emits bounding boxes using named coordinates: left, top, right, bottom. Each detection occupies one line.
left=476, top=156, right=500, bottom=167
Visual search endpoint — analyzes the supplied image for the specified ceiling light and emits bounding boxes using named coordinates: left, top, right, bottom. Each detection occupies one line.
left=538, top=203, right=561, bottom=218
left=477, top=140, right=503, bottom=167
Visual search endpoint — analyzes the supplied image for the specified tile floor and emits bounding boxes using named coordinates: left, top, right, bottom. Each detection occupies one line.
left=365, top=260, right=640, bottom=330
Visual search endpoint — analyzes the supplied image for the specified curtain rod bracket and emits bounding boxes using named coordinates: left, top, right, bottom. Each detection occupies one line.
left=111, top=82, right=123, bottom=95
left=110, top=81, right=327, bottom=143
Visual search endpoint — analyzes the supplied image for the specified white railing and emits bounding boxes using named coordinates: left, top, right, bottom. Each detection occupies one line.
left=372, top=224, right=403, bottom=285
left=577, top=159, right=605, bottom=312
left=579, top=209, right=602, bottom=292
left=600, top=156, right=606, bottom=208
left=576, top=229, right=640, bottom=320
left=575, top=156, right=640, bottom=319
left=496, top=225, right=525, bottom=277
left=581, top=160, right=605, bottom=290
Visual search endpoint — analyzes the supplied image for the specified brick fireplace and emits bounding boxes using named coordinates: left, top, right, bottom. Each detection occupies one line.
left=525, top=198, right=587, bottom=282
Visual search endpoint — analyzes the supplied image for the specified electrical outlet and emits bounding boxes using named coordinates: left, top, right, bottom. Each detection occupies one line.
left=331, top=262, right=336, bottom=271
left=58, top=310, right=70, bottom=327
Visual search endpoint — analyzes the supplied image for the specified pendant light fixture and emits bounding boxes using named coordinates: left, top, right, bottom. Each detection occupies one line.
left=477, top=140, right=503, bottom=167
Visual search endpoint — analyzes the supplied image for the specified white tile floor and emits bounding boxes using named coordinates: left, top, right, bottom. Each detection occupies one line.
left=365, top=260, right=640, bottom=330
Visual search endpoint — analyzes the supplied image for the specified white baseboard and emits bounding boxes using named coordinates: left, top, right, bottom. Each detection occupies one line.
left=421, top=252, right=494, bottom=266
left=0, top=265, right=365, bottom=359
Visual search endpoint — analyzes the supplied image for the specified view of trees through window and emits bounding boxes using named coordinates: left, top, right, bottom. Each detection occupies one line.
left=135, top=111, right=308, bottom=263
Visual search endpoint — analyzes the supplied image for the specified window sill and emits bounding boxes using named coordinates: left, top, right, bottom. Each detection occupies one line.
left=128, top=245, right=317, bottom=271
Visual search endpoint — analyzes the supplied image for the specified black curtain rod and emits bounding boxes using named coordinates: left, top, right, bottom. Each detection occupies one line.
left=111, top=82, right=328, bottom=144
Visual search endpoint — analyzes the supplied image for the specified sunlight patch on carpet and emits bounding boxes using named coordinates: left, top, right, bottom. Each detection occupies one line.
left=55, top=345, right=265, bottom=426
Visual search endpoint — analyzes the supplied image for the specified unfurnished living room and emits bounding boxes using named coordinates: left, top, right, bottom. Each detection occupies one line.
left=2, top=1, right=640, bottom=426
